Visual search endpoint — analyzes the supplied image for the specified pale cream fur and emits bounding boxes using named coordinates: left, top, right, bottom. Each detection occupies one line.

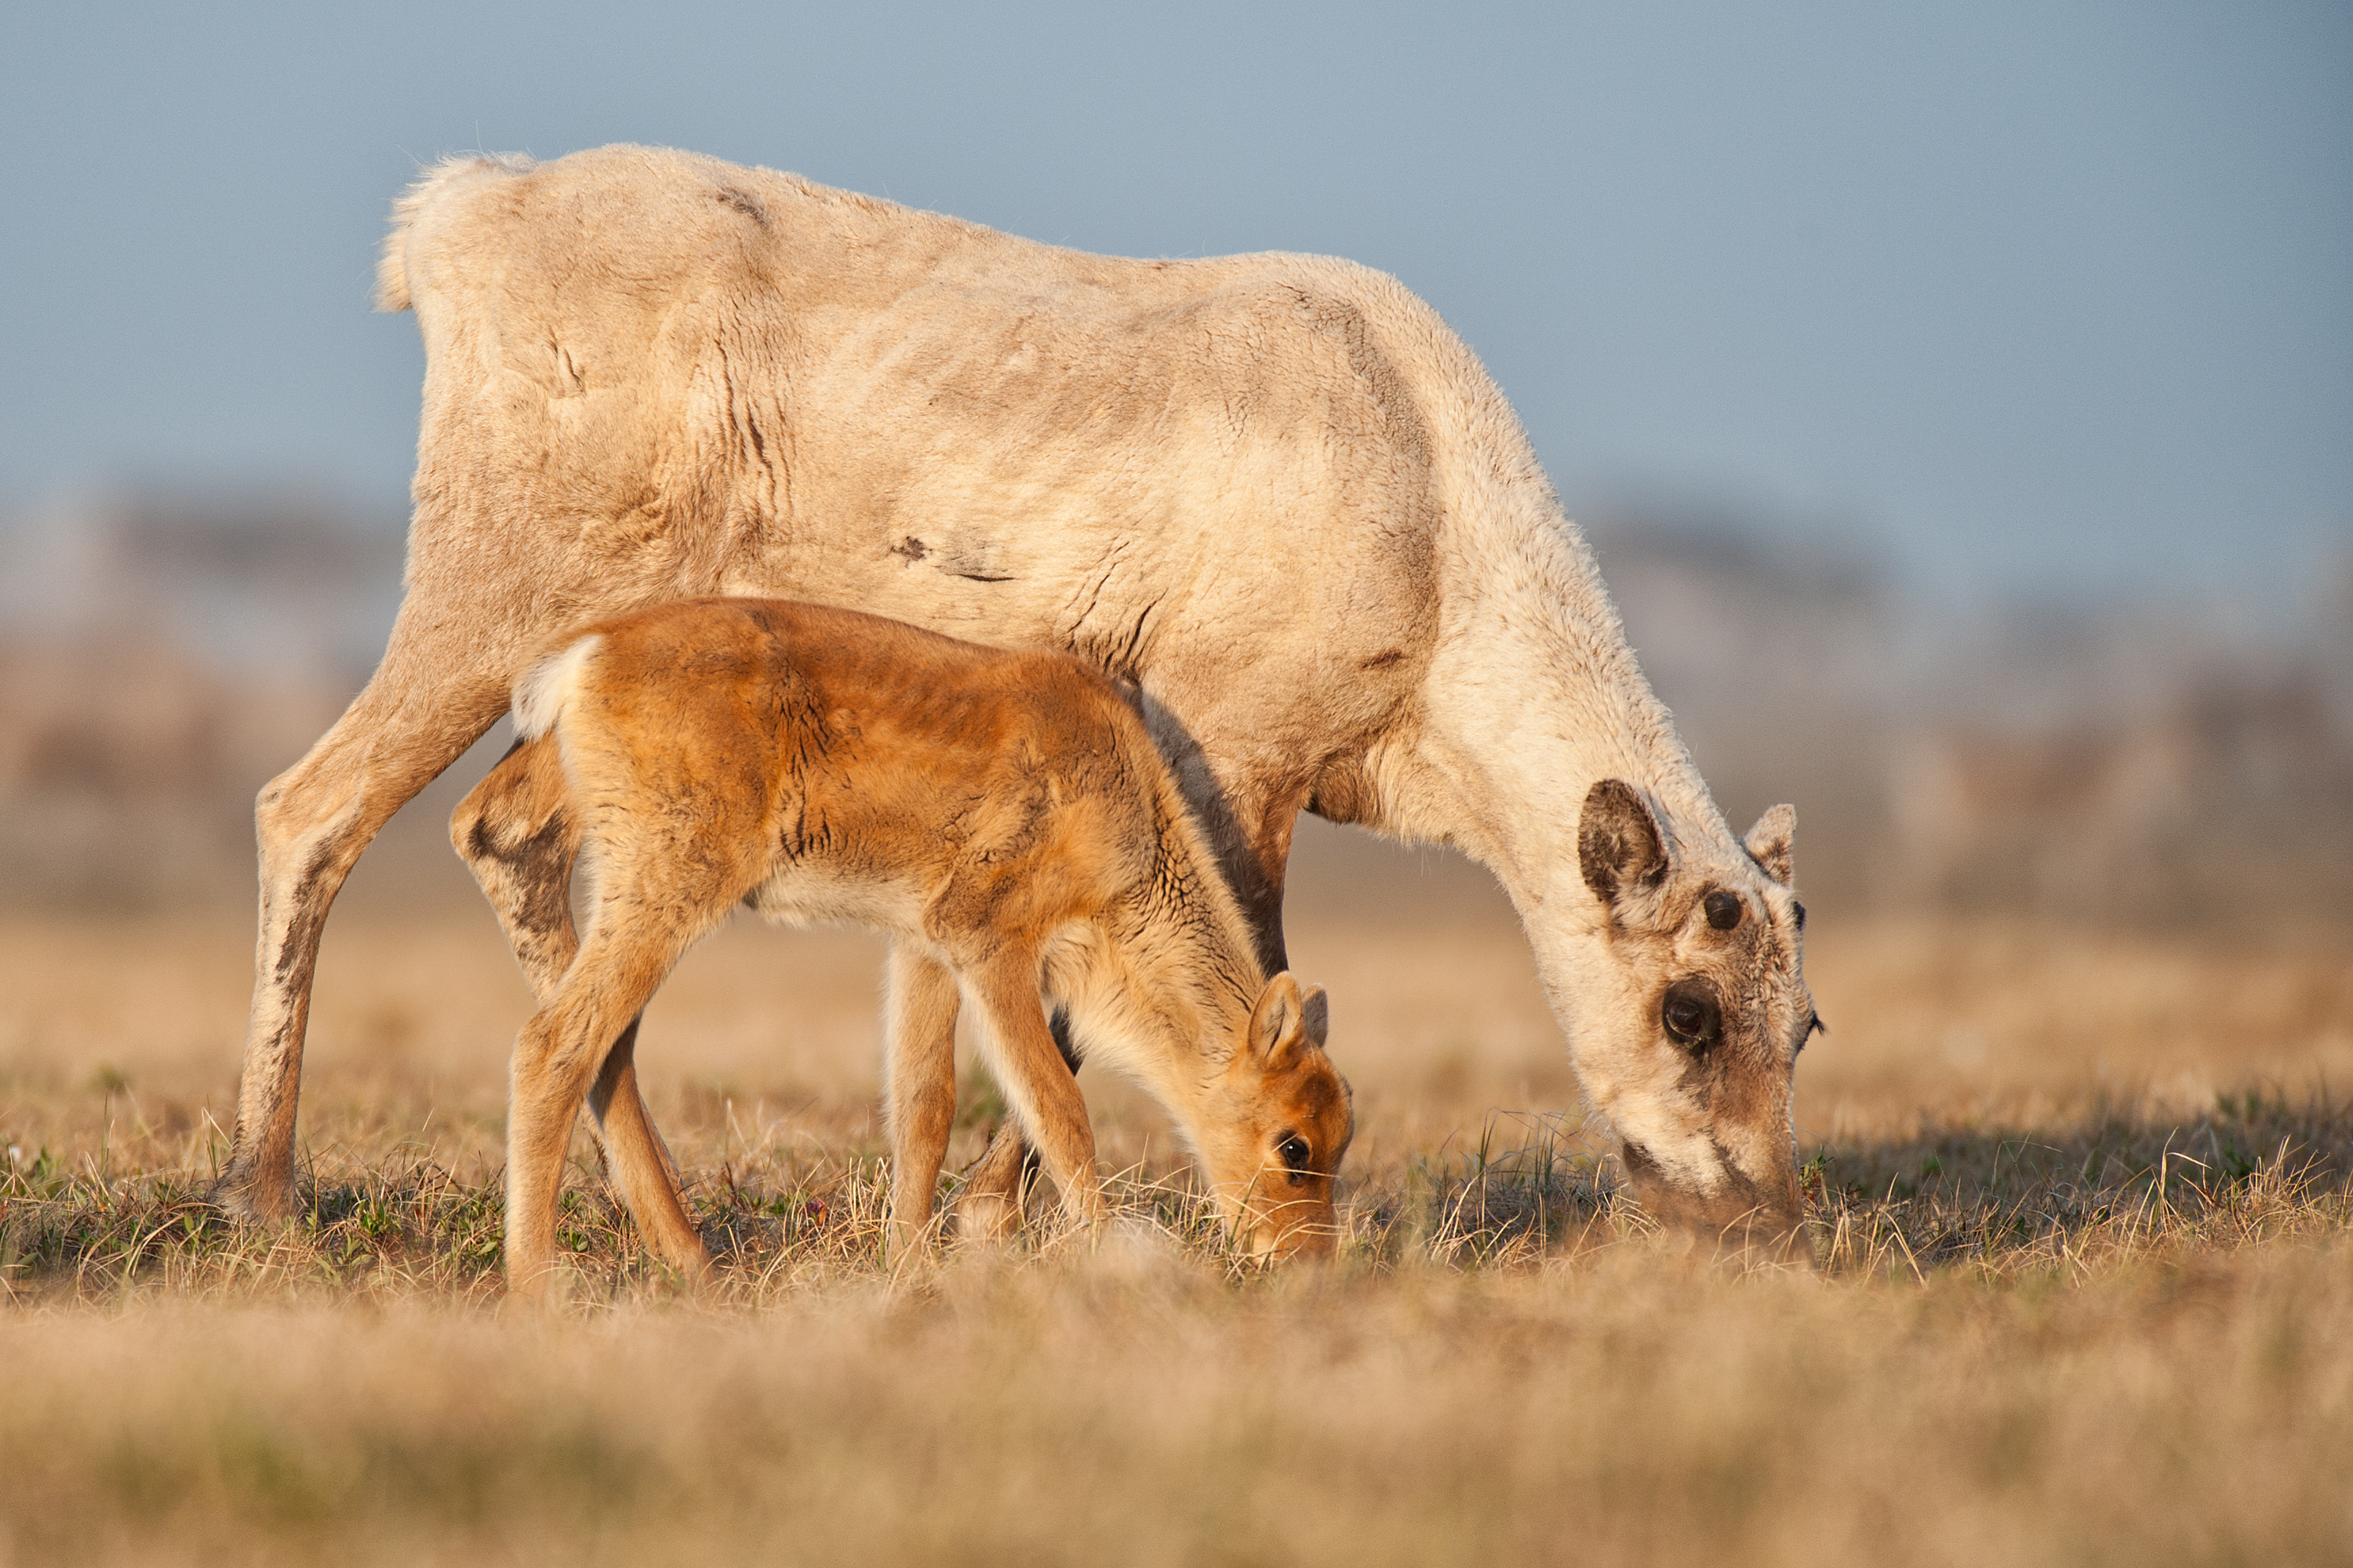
left=221, top=144, right=1813, bottom=1250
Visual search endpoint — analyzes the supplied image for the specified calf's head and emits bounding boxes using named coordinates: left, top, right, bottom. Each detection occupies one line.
left=1193, top=973, right=1355, bottom=1261
left=1573, top=779, right=1818, bottom=1261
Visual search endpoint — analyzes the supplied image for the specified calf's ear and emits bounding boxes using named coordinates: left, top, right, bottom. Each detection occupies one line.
left=1249, top=973, right=1309, bottom=1064
left=1744, top=804, right=1796, bottom=886
left=1579, top=780, right=1667, bottom=905
left=1299, top=984, right=1329, bottom=1050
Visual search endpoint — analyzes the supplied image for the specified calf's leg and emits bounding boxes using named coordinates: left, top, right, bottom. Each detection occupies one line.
left=453, top=742, right=707, bottom=1279
left=960, top=951, right=1105, bottom=1232
left=507, top=915, right=699, bottom=1298
left=882, top=944, right=962, bottom=1261
left=953, top=788, right=1304, bottom=1234
left=949, top=1008, right=1078, bottom=1242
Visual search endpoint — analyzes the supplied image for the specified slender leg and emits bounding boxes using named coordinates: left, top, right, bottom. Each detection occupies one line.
left=953, top=787, right=1306, bottom=1231
left=951, top=1008, right=1080, bottom=1242
left=882, top=944, right=962, bottom=1261
left=216, top=602, right=514, bottom=1221
left=582, top=1023, right=708, bottom=1275
left=453, top=740, right=707, bottom=1278
left=507, top=915, right=698, bottom=1299
left=960, top=951, right=1104, bottom=1231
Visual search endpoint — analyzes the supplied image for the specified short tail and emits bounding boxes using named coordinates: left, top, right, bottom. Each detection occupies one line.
left=513, top=634, right=603, bottom=741
left=374, top=151, right=536, bottom=313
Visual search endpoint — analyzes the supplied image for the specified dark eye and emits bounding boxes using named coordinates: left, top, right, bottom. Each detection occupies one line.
left=1660, top=977, right=1722, bottom=1050
left=1793, top=901, right=1807, bottom=932
left=1276, top=1133, right=1311, bottom=1175
left=1703, top=890, right=1743, bottom=930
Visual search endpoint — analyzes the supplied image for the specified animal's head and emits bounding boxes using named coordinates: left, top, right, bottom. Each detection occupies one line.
left=1571, top=779, right=1818, bottom=1261
left=1194, top=973, right=1355, bottom=1261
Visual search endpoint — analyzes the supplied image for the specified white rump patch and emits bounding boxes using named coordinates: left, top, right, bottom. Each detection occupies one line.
left=512, top=635, right=602, bottom=740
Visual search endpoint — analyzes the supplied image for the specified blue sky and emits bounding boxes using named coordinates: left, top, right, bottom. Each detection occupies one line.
left=3, top=1, right=2346, bottom=606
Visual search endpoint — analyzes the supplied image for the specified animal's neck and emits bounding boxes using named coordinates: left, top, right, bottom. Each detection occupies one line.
left=1417, top=473, right=1732, bottom=910
left=1392, top=452, right=1747, bottom=1126
left=1071, top=784, right=1262, bottom=1124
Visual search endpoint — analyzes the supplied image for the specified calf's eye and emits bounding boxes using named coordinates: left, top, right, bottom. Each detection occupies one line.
left=1704, top=890, right=1743, bottom=930
left=1277, top=1134, right=1312, bottom=1174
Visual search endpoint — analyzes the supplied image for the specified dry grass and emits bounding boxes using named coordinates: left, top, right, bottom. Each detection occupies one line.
left=4, top=893, right=2352, bottom=1565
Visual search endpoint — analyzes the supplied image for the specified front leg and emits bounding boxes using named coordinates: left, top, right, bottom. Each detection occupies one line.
left=883, top=944, right=961, bottom=1261
left=961, top=951, right=1104, bottom=1232
left=954, top=784, right=1304, bottom=1231
left=951, top=1006, right=1082, bottom=1242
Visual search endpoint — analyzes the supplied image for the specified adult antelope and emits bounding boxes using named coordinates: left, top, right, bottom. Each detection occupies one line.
left=456, top=597, right=1351, bottom=1291
left=221, top=144, right=1816, bottom=1253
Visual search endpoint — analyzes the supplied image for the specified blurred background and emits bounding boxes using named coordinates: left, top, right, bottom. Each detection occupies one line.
left=2, top=0, right=2348, bottom=932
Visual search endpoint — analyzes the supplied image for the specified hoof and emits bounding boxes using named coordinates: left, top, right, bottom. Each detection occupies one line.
left=209, top=1165, right=299, bottom=1224
left=951, top=1188, right=1024, bottom=1244
left=949, top=1127, right=1030, bottom=1242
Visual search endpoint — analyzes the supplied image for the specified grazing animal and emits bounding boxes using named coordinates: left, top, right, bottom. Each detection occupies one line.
left=222, top=144, right=1814, bottom=1254
left=452, top=596, right=1353, bottom=1291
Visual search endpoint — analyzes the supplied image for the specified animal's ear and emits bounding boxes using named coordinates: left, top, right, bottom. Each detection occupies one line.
left=1249, top=973, right=1309, bottom=1064
left=1579, top=780, right=1667, bottom=904
left=1744, top=804, right=1796, bottom=886
left=1298, top=984, right=1329, bottom=1050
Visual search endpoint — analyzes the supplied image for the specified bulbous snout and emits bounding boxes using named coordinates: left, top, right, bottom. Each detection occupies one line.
left=1620, top=1141, right=1814, bottom=1267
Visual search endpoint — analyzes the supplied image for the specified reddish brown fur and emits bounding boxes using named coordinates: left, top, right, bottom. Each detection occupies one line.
left=453, top=598, right=1352, bottom=1294
left=224, top=147, right=1813, bottom=1251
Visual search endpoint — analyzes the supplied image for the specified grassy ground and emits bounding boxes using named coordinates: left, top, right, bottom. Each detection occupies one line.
left=3, top=886, right=2351, bottom=1565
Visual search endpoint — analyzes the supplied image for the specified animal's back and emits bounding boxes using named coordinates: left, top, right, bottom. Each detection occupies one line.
left=535, top=598, right=1166, bottom=939
left=381, top=146, right=1467, bottom=711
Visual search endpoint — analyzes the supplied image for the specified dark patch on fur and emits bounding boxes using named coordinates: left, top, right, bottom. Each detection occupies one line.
left=714, top=185, right=769, bottom=227
left=889, top=536, right=929, bottom=562
left=1048, top=1008, right=1086, bottom=1073
left=271, top=835, right=344, bottom=986
left=1700, top=1138, right=1791, bottom=1230
left=1306, top=757, right=1375, bottom=828
left=467, top=810, right=574, bottom=944
left=1578, top=779, right=1667, bottom=903
left=1358, top=649, right=1406, bottom=671
left=1115, top=598, right=1161, bottom=682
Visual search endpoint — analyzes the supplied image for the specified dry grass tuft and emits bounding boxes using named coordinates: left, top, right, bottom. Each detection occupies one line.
left=4, top=911, right=2352, bottom=1563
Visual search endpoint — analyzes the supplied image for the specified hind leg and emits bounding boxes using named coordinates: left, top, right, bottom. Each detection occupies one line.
left=581, top=1025, right=708, bottom=1275
left=454, top=741, right=708, bottom=1279
left=507, top=934, right=688, bottom=1298
left=219, top=598, right=515, bottom=1221
left=506, top=831, right=737, bottom=1299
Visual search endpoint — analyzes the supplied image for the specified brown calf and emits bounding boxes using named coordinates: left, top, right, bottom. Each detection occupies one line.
left=452, top=597, right=1352, bottom=1294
